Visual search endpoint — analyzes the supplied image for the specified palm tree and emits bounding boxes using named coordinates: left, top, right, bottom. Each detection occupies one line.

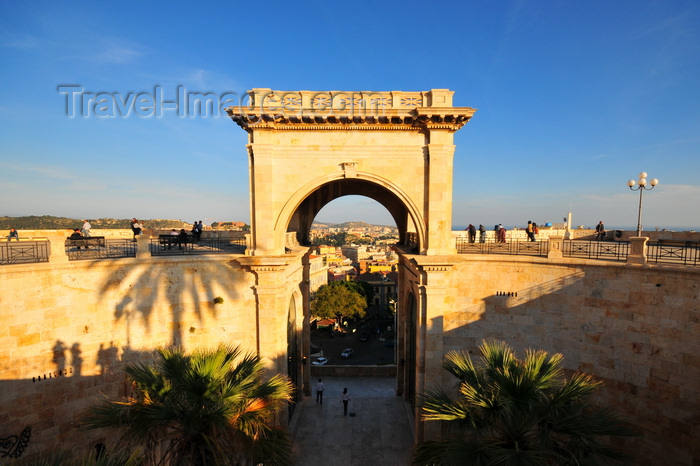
left=83, top=345, right=294, bottom=465
left=414, top=339, right=637, bottom=466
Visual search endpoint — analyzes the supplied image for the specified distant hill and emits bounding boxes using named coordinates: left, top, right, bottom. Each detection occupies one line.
left=0, top=215, right=188, bottom=230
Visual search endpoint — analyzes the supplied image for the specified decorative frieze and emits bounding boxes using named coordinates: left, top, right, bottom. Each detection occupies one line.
left=226, top=88, right=476, bottom=132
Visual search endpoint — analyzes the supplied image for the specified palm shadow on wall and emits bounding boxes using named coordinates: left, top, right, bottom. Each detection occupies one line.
left=91, top=257, right=245, bottom=348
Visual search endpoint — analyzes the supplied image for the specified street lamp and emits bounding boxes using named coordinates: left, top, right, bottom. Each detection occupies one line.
left=627, top=172, right=659, bottom=237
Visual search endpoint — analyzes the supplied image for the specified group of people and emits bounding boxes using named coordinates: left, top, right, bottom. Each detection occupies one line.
left=464, top=222, right=541, bottom=243
left=465, top=224, right=487, bottom=243
left=315, top=378, right=352, bottom=416
left=167, top=228, right=190, bottom=249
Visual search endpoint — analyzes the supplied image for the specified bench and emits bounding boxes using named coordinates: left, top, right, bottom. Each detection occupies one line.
left=66, top=236, right=105, bottom=249
left=159, top=234, right=190, bottom=248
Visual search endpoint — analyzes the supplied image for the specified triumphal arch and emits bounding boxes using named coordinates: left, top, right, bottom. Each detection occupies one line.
left=226, top=89, right=475, bottom=431
left=226, top=88, right=475, bottom=257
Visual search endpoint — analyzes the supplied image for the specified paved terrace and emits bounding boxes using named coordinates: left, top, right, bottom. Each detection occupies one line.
left=289, top=376, right=415, bottom=466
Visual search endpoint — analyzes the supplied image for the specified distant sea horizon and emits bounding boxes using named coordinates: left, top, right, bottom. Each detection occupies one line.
left=453, top=225, right=699, bottom=232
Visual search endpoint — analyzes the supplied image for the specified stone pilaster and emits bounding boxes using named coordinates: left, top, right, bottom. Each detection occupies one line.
left=235, top=256, right=292, bottom=373
left=548, top=236, right=564, bottom=259
left=423, top=139, right=457, bottom=256
left=46, top=233, right=69, bottom=263
left=627, top=237, right=648, bottom=265
left=136, top=234, right=150, bottom=258
left=410, top=256, right=456, bottom=442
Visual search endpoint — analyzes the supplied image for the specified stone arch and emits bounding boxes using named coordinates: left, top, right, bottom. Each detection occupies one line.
left=275, top=171, right=425, bottom=250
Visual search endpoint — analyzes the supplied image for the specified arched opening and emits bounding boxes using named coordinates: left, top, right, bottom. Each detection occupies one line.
left=285, top=178, right=420, bottom=252
left=302, top=194, right=401, bottom=372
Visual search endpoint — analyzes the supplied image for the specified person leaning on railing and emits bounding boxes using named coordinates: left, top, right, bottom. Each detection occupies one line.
left=6, top=228, right=19, bottom=241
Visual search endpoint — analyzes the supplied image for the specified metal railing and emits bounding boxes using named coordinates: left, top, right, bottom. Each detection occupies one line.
left=457, top=238, right=699, bottom=267
left=562, top=240, right=630, bottom=261
left=647, top=241, right=700, bottom=266
left=0, top=239, right=50, bottom=265
left=456, top=238, right=548, bottom=256
left=150, top=236, right=246, bottom=256
left=65, top=239, right=137, bottom=261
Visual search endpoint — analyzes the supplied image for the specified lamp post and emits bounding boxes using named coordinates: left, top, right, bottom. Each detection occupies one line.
left=627, top=172, right=659, bottom=237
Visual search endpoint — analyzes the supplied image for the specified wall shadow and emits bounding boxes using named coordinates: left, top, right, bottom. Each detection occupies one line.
left=419, top=263, right=698, bottom=464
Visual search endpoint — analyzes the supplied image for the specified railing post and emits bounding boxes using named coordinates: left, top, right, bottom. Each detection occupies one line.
left=136, top=234, right=151, bottom=258
left=547, top=236, right=564, bottom=259
left=47, top=233, right=70, bottom=263
left=626, top=237, right=648, bottom=265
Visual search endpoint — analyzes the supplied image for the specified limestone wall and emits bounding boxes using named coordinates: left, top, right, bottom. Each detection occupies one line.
left=0, top=254, right=303, bottom=459
left=431, top=255, right=699, bottom=465
left=2, top=251, right=698, bottom=463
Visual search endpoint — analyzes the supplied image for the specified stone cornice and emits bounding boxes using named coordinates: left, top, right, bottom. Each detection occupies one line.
left=225, top=89, right=476, bottom=132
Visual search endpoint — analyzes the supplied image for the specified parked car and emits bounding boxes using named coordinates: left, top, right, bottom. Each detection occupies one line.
left=311, top=357, right=328, bottom=365
left=340, top=348, right=354, bottom=359
left=359, top=333, right=369, bottom=342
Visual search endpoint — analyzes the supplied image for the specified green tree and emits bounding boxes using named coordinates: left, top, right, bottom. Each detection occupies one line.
left=311, top=281, right=367, bottom=327
left=82, top=345, right=293, bottom=466
left=342, top=280, right=375, bottom=307
left=414, top=339, right=637, bottom=466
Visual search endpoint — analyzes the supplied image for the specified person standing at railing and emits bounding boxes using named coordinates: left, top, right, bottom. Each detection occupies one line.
left=498, top=224, right=507, bottom=243
left=479, top=224, right=486, bottom=243
left=467, top=224, right=476, bottom=243
left=6, top=227, right=19, bottom=241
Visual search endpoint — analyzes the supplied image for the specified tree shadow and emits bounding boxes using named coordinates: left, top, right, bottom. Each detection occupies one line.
left=89, top=256, right=245, bottom=347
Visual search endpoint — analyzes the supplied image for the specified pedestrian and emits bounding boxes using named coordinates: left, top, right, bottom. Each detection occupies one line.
left=6, top=227, right=19, bottom=241
left=478, top=224, right=486, bottom=243
left=595, top=221, right=606, bottom=241
left=467, top=224, right=476, bottom=243
left=316, top=378, right=325, bottom=404
left=498, top=224, right=507, bottom=243
left=526, top=221, right=535, bottom=242
left=341, top=387, right=351, bottom=416
left=81, top=220, right=91, bottom=237
left=130, top=218, right=142, bottom=241
left=493, top=224, right=499, bottom=242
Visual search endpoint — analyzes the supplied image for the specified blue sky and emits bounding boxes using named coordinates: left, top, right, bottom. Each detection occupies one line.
left=1, top=1, right=698, bottom=230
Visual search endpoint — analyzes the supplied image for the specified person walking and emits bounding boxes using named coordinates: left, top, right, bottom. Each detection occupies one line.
left=341, top=387, right=351, bottom=416
left=81, top=220, right=91, bottom=237
left=316, top=378, right=325, bottom=404
left=595, top=221, right=606, bottom=241
left=526, top=221, right=535, bottom=242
